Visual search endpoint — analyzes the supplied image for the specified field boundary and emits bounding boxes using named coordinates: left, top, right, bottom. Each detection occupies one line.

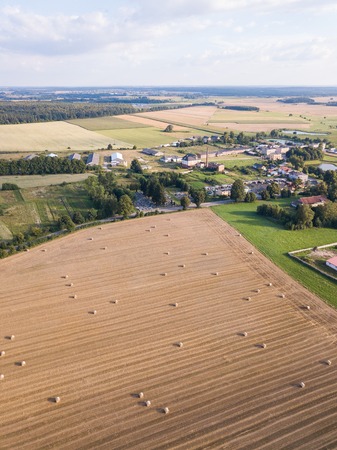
left=289, top=242, right=337, bottom=283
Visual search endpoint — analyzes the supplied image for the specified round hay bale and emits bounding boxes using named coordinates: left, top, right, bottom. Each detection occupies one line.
left=9, top=335, right=15, bottom=341
left=179, top=264, right=186, bottom=268
left=138, top=392, right=144, bottom=399
left=72, top=295, right=77, bottom=299
left=250, top=251, right=254, bottom=255
left=111, top=300, right=118, bottom=304
left=42, top=249, right=47, bottom=252
left=162, top=273, right=168, bottom=277
left=256, top=289, right=260, bottom=293
left=102, top=247, right=107, bottom=250
left=237, top=234, right=241, bottom=237
left=90, top=310, right=97, bottom=315
left=202, top=252, right=208, bottom=256
left=246, top=297, right=251, bottom=301
left=213, top=272, right=219, bottom=276
left=151, top=225, right=156, bottom=229
left=98, top=227, right=102, bottom=230
left=173, top=303, right=178, bottom=307
left=0, top=374, right=4, bottom=380
left=325, top=359, right=332, bottom=366
left=67, top=283, right=73, bottom=287
left=24, top=249, right=29, bottom=252
left=164, top=251, right=170, bottom=255
left=280, top=293, right=286, bottom=298
left=177, top=342, right=183, bottom=348
left=62, top=275, right=69, bottom=279
left=268, top=282, right=272, bottom=287
left=0, top=351, right=5, bottom=357
left=54, top=396, right=61, bottom=403
left=241, top=332, right=248, bottom=337
left=304, top=305, right=311, bottom=311
left=163, top=407, right=169, bottom=414
left=145, top=400, right=151, bottom=407
left=298, top=381, right=305, bottom=388
left=260, top=343, right=267, bottom=349
left=165, top=234, right=170, bottom=237
left=19, top=361, right=26, bottom=367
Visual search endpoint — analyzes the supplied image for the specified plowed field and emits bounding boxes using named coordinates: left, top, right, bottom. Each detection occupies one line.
left=1, top=209, right=337, bottom=449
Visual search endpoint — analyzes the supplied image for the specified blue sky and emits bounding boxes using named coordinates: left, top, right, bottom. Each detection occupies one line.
left=0, top=0, right=336, bottom=86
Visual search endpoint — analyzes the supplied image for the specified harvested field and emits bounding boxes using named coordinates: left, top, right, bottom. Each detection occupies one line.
left=117, top=114, right=189, bottom=131
left=136, top=106, right=218, bottom=127
left=68, top=116, right=149, bottom=131
left=0, top=121, right=126, bottom=152
left=2, top=209, right=337, bottom=449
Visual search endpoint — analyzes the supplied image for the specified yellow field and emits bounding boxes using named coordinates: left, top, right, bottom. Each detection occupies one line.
left=2, top=209, right=337, bottom=449
left=0, top=121, right=130, bottom=152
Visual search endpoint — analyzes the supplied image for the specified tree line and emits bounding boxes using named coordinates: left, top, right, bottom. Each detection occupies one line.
left=0, top=156, right=86, bottom=175
left=0, top=102, right=136, bottom=124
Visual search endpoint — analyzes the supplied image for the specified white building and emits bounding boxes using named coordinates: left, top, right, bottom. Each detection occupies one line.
left=326, top=256, right=337, bottom=272
left=111, top=152, right=127, bottom=167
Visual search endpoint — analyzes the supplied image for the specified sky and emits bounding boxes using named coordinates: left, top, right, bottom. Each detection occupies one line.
left=0, top=0, right=337, bottom=87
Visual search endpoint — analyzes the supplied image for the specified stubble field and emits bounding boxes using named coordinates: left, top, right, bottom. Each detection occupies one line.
left=2, top=209, right=337, bottom=449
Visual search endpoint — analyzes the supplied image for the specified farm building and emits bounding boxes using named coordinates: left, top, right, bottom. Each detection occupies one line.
left=288, top=171, right=309, bottom=183
left=86, top=153, right=100, bottom=166
left=68, top=153, right=81, bottom=161
left=160, top=155, right=182, bottom=163
left=326, top=256, right=337, bottom=272
left=142, top=148, right=164, bottom=157
left=47, top=153, right=58, bottom=158
left=297, top=195, right=328, bottom=207
left=111, top=152, right=127, bottom=167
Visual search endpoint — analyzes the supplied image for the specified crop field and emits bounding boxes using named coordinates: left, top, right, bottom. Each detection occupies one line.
left=213, top=202, right=337, bottom=306
left=136, top=106, right=218, bottom=127
left=0, top=182, right=94, bottom=237
left=0, top=122, right=123, bottom=153
left=2, top=209, right=337, bottom=449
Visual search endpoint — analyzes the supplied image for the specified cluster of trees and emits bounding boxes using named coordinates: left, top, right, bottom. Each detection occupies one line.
left=84, top=172, right=134, bottom=218
left=230, top=179, right=256, bottom=203
left=2, top=183, right=19, bottom=190
left=306, top=169, right=337, bottom=202
left=278, top=97, right=316, bottom=104
left=0, top=102, right=136, bottom=124
left=223, top=105, right=259, bottom=111
left=286, top=145, right=323, bottom=169
left=0, top=156, right=86, bottom=175
left=257, top=203, right=315, bottom=230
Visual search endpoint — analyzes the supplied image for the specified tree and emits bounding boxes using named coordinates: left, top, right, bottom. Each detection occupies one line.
left=151, top=183, right=166, bottom=206
left=118, top=194, right=134, bottom=217
left=260, top=189, right=270, bottom=200
left=244, top=192, right=257, bottom=203
left=107, top=143, right=113, bottom=150
left=294, top=205, right=314, bottom=229
left=164, top=124, right=173, bottom=132
left=190, top=189, right=206, bottom=207
left=267, top=181, right=280, bottom=199
left=180, top=196, right=191, bottom=210
left=57, top=214, right=75, bottom=231
left=87, top=208, right=98, bottom=221
left=230, top=179, right=245, bottom=202
left=72, top=211, right=85, bottom=224
left=130, top=159, right=143, bottom=174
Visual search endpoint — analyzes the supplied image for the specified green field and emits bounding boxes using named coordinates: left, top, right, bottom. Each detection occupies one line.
left=0, top=174, right=91, bottom=189
left=68, top=116, right=149, bottom=131
left=97, top=127, right=199, bottom=148
left=213, top=201, right=337, bottom=306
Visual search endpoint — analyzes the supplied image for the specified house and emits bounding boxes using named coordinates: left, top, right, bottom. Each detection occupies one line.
left=211, top=135, right=220, bottom=143
left=142, top=148, right=164, bottom=156
left=47, top=153, right=58, bottom=158
left=181, top=153, right=201, bottom=168
left=202, top=136, right=210, bottom=144
left=326, top=256, right=337, bottom=272
left=86, top=153, right=100, bottom=166
left=68, top=153, right=81, bottom=161
left=111, top=152, right=127, bottom=166
left=253, top=163, right=267, bottom=171
left=293, top=195, right=328, bottom=208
